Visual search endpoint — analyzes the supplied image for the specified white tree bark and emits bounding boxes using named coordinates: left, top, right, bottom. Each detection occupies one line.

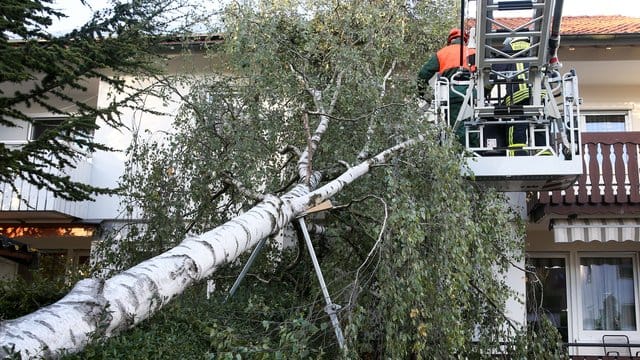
left=0, top=138, right=417, bottom=359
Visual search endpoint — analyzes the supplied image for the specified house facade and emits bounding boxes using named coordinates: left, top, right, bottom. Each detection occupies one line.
left=0, top=38, right=220, bottom=280
left=1, top=13, right=639, bottom=356
left=524, top=16, right=640, bottom=356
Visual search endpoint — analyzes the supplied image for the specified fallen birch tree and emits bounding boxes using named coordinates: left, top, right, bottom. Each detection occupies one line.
left=2, top=1, right=425, bottom=355
left=0, top=0, right=566, bottom=358
left=1, top=5, right=424, bottom=355
left=0, top=136, right=417, bottom=358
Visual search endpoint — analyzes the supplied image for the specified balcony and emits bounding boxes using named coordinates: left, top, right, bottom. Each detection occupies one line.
left=0, top=152, right=92, bottom=222
left=529, top=132, right=640, bottom=220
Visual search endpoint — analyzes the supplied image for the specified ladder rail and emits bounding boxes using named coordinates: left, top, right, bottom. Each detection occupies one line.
left=475, top=0, right=556, bottom=71
left=444, top=0, right=583, bottom=191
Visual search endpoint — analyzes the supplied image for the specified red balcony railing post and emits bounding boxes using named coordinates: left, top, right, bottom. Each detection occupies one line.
left=530, top=132, right=640, bottom=216
left=587, top=141, right=602, bottom=203
left=630, top=142, right=640, bottom=203
left=602, top=142, right=615, bottom=203
left=614, top=142, right=627, bottom=203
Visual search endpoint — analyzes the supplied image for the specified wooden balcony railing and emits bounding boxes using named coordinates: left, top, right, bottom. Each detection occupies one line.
left=530, top=132, right=640, bottom=217
left=0, top=153, right=92, bottom=220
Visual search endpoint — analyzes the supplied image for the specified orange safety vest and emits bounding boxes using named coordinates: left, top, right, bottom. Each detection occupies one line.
left=436, top=44, right=475, bottom=74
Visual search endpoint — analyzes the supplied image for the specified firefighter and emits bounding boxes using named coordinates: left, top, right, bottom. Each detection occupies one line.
left=417, top=28, right=475, bottom=141
left=495, top=36, right=532, bottom=155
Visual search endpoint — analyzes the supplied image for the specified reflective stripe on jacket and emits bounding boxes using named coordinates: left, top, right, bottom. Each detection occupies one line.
left=504, top=39, right=532, bottom=106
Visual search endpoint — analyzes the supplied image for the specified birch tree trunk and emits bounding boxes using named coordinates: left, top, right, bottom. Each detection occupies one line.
left=0, top=139, right=416, bottom=359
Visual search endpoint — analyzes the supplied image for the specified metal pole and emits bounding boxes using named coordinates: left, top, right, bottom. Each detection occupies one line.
left=297, top=217, right=346, bottom=350
left=459, top=0, right=466, bottom=66
left=226, top=236, right=269, bottom=300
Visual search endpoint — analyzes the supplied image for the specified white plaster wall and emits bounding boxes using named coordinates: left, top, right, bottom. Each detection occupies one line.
left=85, top=52, right=223, bottom=221
left=504, top=256, right=527, bottom=327
left=86, top=76, right=187, bottom=220
left=504, top=192, right=528, bottom=327
left=560, top=46, right=640, bottom=131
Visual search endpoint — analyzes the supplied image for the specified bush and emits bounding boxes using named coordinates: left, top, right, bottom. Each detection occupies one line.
left=0, top=274, right=71, bottom=321
left=61, top=279, right=329, bottom=359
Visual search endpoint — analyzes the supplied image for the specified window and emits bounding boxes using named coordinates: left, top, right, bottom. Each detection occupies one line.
left=525, top=252, right=640, bottom=343
left=0, top=117, right=69, bottom=144
left=28, top=117, right=94, bottom=154
left=580, top=256, right=637, bottom=331
left=582, top=111, right=629, bottom=132
left=37, top=249, right=90, bottom=280
left=30, top=118, right=66, bottom=140
left=38, top=251, right=70, bottom=280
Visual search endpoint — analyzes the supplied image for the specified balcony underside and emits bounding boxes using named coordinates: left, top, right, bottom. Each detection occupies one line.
left=0, top=210, right=79, bottom=223
left=466, top=155, right=583, bottom=192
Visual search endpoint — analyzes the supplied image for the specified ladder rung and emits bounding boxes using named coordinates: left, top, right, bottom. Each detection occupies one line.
left=481, top=44, right=541, bottom=59
left=499, top=1, right=533, bottom=10
left=480, top=57, right=542, bottom=64
left=483, top=31, right=542, bottom=39
left=486, top=1, right=545, bottom=11
left=493, top=79, right=528, bottom=84
left=475, top=105, right=544, bottom=118
left=485, top=16, right=545, bottom=33
left=476, top=105, right=544, bottom=111
left=486, top=47, right=540, bottom=58
left=467, top=118, right=551, bottom=125
left=495, top=105, right=527, bottom=116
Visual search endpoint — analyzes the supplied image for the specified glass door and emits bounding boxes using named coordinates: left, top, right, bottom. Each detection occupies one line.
left=526, top=257, right=569, bottom=342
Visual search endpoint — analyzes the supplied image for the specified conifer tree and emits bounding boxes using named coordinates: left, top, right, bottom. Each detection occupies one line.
left=0, top=0, right=186, bottom=201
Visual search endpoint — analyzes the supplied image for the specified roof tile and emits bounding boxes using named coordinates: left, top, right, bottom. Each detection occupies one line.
left=560, top=16, right=640, bottom=35
left=471, top=16, right=640, bottom=35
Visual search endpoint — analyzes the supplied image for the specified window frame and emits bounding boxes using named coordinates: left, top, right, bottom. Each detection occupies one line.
left=574, top=252, right=640, bottom=341
left=29, top=117, right=67, bottom=141
left=0, top=115, right=70, bottom=146
left=526, top=252, right=572, bottom=342
left=580, top=110, right=630, bottom=133
left=27, top=115, right=94, bottom=155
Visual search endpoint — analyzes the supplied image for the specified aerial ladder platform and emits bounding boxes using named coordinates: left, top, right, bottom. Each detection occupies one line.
left=434, top=0, right=583, bottom=192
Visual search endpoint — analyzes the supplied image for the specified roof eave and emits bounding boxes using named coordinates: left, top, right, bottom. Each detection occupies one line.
left=560, top=33, right=640, bottom=47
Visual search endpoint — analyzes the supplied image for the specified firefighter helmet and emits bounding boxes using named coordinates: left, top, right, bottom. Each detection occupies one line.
left=447, top=28, right=468, bottom=44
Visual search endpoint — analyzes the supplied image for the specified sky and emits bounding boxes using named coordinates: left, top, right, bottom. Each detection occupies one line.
left=550, top=0, right=640, bottom=17
left=47, top=0, right=640, bottom=35
left=48, top=0, right=110, bottom=35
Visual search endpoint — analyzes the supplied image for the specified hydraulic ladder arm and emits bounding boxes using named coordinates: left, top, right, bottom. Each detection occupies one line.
left=441, top=0, right=583, bottom=191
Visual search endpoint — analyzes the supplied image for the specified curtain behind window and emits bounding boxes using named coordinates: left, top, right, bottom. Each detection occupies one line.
left=580, top=257, right=636, bottom=331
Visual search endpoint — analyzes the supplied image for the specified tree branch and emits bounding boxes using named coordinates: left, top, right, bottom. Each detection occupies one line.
left=222, top=172, right=265, bottom=202
left=359, top=60, right=397, bottom=160
left=0, top=136, right=422, bottom=357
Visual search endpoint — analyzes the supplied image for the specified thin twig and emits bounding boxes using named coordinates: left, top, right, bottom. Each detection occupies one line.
left=273, top=175, right=300, bottom=194
left=348, top=196, right=388, bottom=307
left=183, top=183, right=230, bottom=234
left=307, top=102, right=408, bottom=122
